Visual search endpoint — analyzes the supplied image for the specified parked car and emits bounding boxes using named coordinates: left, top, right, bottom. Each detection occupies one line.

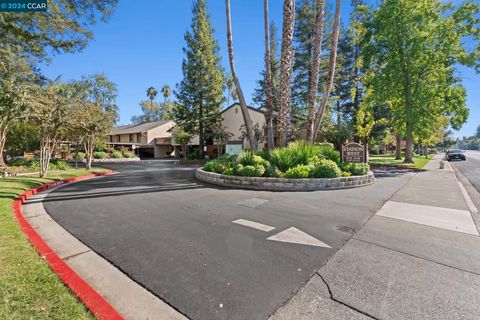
left=446, top=149, right=466, bottom=161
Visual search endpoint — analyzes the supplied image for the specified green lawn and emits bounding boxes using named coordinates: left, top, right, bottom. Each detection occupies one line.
left=369, top=153, right=433, bottom=169
left=0, top=168, right=106, bottom=320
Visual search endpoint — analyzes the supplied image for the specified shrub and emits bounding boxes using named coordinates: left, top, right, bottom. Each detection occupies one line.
left=239, top=150, right=255, bottom=166
left=203, top=160, right=228, bottom=174
left=50, top=159, right=70, bottom=170
left=222, top=167, right=235, bottom=175
left=93, top=151, right=108, bottom=159
left=310, top=159, right=342, bottom=178
left=343, top=163, right=370, bottom=176
left=218, top=153, right=237, bottom=163
left=112, top=151, right=123, bottom=159
left=255, top=150, right=271, bottom=162
left=342, top=171, right=352, bottom=177
left=284, top=164, right=311, bottom=179
left=76, top=152, right=86, bottom=160
left=270, top=141, right=318, bottom=172
left=187, top=149, right=200, bottom=160
left=316, top=144, right=341, bottom=164
left=123, top=151, right=135, bottom=158
left=236, top=164, right=265, bottom=177
left=264, top=163, right=282, bottom=177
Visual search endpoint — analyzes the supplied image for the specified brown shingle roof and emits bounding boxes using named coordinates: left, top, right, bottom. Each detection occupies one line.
left=109, top=121, right=170, bottom=135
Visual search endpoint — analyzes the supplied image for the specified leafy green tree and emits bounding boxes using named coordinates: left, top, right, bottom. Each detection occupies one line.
left=0, top=0, right=117, bottom=61
left=476, top=125, right=480, bottom=138
left=73, top=74, right=118, bottom=170
left=171, top=126, right=193, bottom=159
left=31, top=82, right=72, bottom=177
left=5, top=122, right=39, bottom=158
left=0, top=50, right=38, bottom=166
left=360, top=0, right=479, bottom=162
left=175, top=0, right=225, bottom=159
left=207, top=123, right=233, bottom=157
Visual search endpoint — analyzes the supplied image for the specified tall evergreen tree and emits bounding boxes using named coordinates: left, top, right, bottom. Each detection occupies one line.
left=174, top=0, right=225, bottom=159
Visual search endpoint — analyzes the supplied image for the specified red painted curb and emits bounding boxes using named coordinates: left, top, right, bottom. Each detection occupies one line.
left=12, top=170, right=124, bottom=320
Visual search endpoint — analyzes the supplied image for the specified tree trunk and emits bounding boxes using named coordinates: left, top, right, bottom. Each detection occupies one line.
left=278, top=0, right=296, bottom=147
left=226, top=0, right=258, bottom=151
left=264, top=0, right=275, bottom=150
left=39, top=138, right=53, bottom=178
left=306, top=0, right=326, bottom=143
left=395, top=135, right=402, bottom=160
left=0, top=123, right=9, bottom=167
left=418, top=140, right=423, bottom=156
left=405, top=135, right=414, bottom=164
left=312, top=0, right=341, bottom=142
left=84, top=138, right=94, bottom=170
left=199, top=103, right=205, bottom=159
left=183, top=145, right=187, bottom=159
left=74, top=142, right=78, bottom=168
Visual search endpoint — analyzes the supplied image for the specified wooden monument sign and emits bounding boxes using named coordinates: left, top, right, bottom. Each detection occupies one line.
left=342, top=142, right=366, bottom=163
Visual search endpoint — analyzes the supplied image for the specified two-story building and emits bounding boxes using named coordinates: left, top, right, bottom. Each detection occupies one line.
left=107, top=103, right=277, bottom=158
left=107, top=121, right=176, bottom=158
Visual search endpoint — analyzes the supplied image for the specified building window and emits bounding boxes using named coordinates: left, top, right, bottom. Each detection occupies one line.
left=235, top=108, right=238, bottom=114
left=116, top=135, right=120, bottom=142
left=129, top=134, right=134, bottom=142
left=109, top=136, right=112, bottom=142
left=137, top=133, right=141, bottom=142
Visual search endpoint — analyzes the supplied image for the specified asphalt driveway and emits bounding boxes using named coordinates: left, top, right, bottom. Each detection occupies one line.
left=44, top=161, right=410, bottom=320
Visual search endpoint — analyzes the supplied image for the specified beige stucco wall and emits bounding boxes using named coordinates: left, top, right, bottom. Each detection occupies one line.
left=222, top=106, right=266, bottom=141
left=147, top=121, right=175, bottom=144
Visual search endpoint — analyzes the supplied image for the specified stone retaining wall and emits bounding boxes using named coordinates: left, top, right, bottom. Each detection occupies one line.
left=195, top=169, right=375, bottom=191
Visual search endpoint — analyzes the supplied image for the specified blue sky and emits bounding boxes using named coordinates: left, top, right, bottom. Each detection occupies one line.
left=40, top=0, right=479, bottom=137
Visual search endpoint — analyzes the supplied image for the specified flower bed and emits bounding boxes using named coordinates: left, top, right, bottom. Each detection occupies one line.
left=196, top=142, right=375, bottom=190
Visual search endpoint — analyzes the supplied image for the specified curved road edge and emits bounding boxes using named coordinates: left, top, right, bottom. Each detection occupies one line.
left=14, top=172, right=188, bottom=320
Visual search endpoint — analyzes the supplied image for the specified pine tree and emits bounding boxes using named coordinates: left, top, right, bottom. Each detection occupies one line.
left=174, top=0, right=224, bottom=159
left=291, top=0, right=331, bottom=120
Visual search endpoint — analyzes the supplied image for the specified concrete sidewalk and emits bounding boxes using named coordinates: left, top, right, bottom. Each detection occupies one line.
left=271, top=155, right=480, bottom=320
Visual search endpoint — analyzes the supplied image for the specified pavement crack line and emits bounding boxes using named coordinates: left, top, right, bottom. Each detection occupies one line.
left=317, top=271, right=379, bottom=320
left=353, top=238, right=480, bottom=276
left=63, top=249, right=91, bottom=261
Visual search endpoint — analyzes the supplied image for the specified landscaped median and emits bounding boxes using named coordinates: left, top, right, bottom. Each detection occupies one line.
left=0, top=169, right=120, bottom=320
left=196, top=142, right=375, bottom=191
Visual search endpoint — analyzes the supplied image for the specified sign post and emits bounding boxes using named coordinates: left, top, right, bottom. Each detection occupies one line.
left=341, top=142, right=366, bottom=163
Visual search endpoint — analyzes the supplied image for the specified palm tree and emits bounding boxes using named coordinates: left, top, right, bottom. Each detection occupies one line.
left=306, top=0, right=326, bottom=143
left=278, top=0, right=296, bottom=147
left=225, top=72, right=234, bottom=107
left=225, top=0, right=257, bottom=151
left=146, top=86, right=158, bottom=112
left=264, top=0, right=275, bottom=150
left=311, top=0, right=341, bottom=142
left=161, top=85, right=171, bottom=105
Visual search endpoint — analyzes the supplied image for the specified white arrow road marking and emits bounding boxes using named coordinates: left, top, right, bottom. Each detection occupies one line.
left=232, top=219, right=276, bottom=232
left=267, top=227, right=332, bottom=248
